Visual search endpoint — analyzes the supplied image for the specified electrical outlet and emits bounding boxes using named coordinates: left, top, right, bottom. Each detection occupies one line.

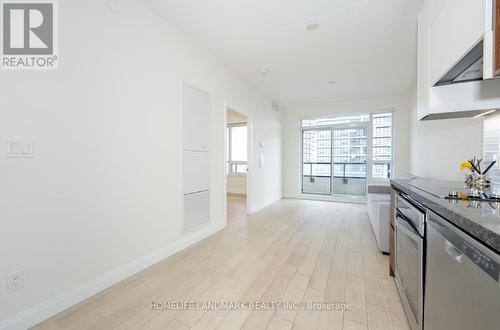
left=7, top=271, right=24, bottom=293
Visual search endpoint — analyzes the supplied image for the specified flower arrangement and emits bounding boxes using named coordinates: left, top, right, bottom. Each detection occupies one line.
left=460, top=161, right=473, bottom=171
left=460, top=158, right=496, bottom=191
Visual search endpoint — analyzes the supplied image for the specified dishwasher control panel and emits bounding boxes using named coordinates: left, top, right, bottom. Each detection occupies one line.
left=432, top=215, right=500, bottom=283
left=462, top=241, right=499, bottom=282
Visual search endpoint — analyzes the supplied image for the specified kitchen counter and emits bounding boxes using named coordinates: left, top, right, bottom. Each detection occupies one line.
left=391, top=178, right=500, bottom=255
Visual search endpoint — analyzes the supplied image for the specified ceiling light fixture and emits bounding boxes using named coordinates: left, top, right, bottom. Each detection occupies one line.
left=261, top=69, right=269, bottom=75
left=306, top=23, right=320, bottom=31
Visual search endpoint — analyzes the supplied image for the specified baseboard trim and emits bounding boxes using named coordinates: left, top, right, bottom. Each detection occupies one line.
left=248, top=195, right=282, bottom=214
left=227, top=192, right=246, bottom=197
left=227, top=189, right=247, bottom=195
left=283, top=194, right=366, bottom=205
left=0, top=222, right=226, bottom=330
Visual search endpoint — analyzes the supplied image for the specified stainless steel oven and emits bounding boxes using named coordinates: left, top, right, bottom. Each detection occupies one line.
left=395, top=193, right=426, bottom=330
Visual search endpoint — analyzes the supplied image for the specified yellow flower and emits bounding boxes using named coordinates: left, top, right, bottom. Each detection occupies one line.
left=460, top=161, right=473, bottom=171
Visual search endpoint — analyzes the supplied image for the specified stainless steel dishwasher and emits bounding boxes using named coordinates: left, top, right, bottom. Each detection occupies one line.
left=425, top=211, right=500, bottom=330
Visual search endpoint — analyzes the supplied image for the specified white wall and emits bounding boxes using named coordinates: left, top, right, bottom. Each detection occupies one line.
left=0, top=0, right=281, bottom=325
left=227, top=111, right=247, bottom=194
left=409, top=87, right=484, bottom=181
left=282, top=93, right=412, bottom=198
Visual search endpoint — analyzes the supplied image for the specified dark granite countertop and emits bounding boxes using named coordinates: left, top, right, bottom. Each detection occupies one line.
left=391, top=178, right=500, bottom=255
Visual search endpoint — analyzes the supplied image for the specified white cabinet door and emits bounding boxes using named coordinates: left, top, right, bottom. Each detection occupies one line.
left=183, top=151, right=210, bottom=195
left=417, top=0, right=431, bottom=120
left=428, top=79, right=500, bottom=115
left=417, top=0, right=500, bottom=120
left=183, top=84, right=211, bottom=151
left=495, top=0, right=500, bottom=77
left=429, top=0, right=446, bottom=25
left=182, top=84, right=211, bottom=232
left=430, top=0, right=486, bottom=85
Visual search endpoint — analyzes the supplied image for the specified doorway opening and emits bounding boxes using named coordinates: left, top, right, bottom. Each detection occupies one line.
left=226, top=108, right=250, bottom=221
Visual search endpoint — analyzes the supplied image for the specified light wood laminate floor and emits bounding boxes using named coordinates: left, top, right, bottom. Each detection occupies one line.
left=227, top=194, right=247, bottom=223
left=34, top=199, right=409, bottom=330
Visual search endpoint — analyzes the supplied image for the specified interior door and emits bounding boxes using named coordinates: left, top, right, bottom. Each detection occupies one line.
left=332, top=126, right=368, bottom=195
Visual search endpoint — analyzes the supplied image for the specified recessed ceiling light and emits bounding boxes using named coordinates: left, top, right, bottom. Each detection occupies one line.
left=261, top=69, right=269, bottom=75
left=107, top=0, right=119, bottom=13
left=328, top=81, right=337, bottom=85
left=306, top=23, right=320, bottom=31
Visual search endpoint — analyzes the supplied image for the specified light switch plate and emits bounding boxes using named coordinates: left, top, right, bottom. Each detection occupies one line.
left=258, top=153, right=265, bottom=168
left=7, top=139, right=33, bottom=158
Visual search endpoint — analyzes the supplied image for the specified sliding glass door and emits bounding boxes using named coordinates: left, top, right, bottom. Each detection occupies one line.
left=302, top=129, right=332, bottom=195
left=302, top=126, right=367, bottom=196
left=332, top=127, right=367, bottom=196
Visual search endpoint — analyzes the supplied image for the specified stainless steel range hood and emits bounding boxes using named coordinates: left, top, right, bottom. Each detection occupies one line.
left=421, top=108, right=498, bottom=120
left=434, top=41, right=484, bottom=86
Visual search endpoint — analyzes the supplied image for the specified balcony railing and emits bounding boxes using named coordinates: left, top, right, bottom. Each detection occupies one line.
left=303, top=162, right=367, bottom=179
left=302, top=162, right=368, bottom=196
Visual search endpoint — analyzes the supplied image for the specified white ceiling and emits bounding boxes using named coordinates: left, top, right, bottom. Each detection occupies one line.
left=145, top=0, right=423, bottom=107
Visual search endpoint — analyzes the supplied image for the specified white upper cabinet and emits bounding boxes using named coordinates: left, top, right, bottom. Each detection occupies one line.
left=429, top=0, right=486, bottom=86
left=417, top=0, right=431, bottom=120
left=429, top=0, right=446, bottom=25
left=417, top=0, right=500, bottom=120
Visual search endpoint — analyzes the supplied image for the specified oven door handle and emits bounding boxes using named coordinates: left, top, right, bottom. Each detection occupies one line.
left=396, top=215, right=421, bottom=241
left=397, top=193, right=425, bottom=212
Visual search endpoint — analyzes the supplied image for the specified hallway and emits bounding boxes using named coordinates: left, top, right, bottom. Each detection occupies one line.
left=227, top=193, right=247, bottom=223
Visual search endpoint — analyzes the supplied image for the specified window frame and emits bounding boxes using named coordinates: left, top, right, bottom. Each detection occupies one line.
left=370, top=112, right=395, bottom=181
left=301, top=127, right=333, bottom=195
left=227, top=122, right=248, bottom=176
